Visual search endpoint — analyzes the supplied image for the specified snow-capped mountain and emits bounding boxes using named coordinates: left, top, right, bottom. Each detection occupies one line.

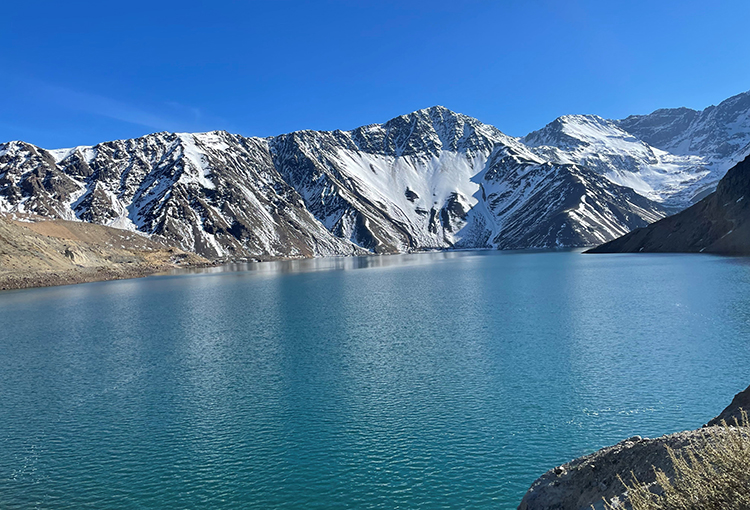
left=524, top=115, right=710, bottom=209
left=618, top=89, right=750, bottom=199
left=268, top=107, right=665, bottom=254
left=4, top=90, right=750, bottom=259
left=269, top=107, right=511, bottom=253
left=0, top=133, right=363, bottom=258
left=520, top=91, right=750, bottom=211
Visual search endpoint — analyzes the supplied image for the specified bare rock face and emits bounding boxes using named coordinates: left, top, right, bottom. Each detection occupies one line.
left=619, top=91, right=750, bottom=166
left=517, top=386, right=750, bottom=510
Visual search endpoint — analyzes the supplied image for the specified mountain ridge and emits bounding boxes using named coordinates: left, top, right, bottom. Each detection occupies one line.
left=3, top=92, right=750, bottom=259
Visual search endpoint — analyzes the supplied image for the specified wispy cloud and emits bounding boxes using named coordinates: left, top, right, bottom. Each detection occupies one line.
left=32, top=82, right=178, bottom=130
left=25, top=79, right=228, bottom=134
left=1, top=74, right=233, bottom=147
left=164, top=101, right=203, bottom=125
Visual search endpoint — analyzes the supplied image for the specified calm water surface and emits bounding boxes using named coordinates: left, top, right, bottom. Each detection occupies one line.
left=1, top=250, right=750, bottom=509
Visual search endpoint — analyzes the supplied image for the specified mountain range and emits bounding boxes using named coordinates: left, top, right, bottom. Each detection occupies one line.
left=3, top=90, right=750, bottom=259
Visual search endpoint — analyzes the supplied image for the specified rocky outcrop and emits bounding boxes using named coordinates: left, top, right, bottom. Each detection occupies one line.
left=707, top=384, right=750, bottom=427
left=517, top=431, right=709, bottom=510
left=517, top=384, right=750, bottom=510
left=586, top=154, right=750, bottom=255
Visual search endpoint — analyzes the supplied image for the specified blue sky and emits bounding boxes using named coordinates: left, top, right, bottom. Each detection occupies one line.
left=3, top=0, right=750, bottom=148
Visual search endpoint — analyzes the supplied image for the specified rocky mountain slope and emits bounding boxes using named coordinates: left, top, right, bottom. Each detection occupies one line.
left=586, top=154, right=750, bottom=255
left=463, top=144, right=664, bottom=249
left=518, top=383, right=750, bottom=510
left=3, top=91, right=750, bottom=259
left=0, top=107, right=668, bottom=258
left=618, top=90, right=750, bottom=197
left=0, top=213, right=206, bottom=290
left=0, top=133, right=365, bottom=259
left=620, top=90, right=750, bottom=163
left=524, top=115, right=709, bottom=209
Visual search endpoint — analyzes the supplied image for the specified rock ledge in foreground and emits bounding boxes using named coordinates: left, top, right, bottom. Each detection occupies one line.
left=518, top=384, right=750, bottom=510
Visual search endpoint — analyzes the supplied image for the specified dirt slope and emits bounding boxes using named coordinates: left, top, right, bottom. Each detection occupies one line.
left=0, top=213, right=208, bottom=290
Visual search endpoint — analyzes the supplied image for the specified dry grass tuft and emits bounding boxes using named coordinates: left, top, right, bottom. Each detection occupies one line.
left=604, top=410, right=750, bottom=510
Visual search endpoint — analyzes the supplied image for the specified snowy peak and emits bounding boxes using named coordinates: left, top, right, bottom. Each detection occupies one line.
left=618, top=89, right=750, bottom=160
left=351, top=106, right=512, bottom=158
left=266, top=107, right=556, bottom=255
left=524, top=114, right=652, bottom=154
left=523, top=113, right=714, bottom=208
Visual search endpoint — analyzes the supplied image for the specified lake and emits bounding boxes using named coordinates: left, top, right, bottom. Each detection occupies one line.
left=1, top=250, right=749, bottom=509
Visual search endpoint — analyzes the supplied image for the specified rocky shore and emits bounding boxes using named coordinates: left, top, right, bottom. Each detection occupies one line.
left=518, top=384, right=750, bottom=510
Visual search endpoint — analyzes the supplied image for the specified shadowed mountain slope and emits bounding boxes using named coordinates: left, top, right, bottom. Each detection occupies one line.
left=586, top=154, right=750, bottom=255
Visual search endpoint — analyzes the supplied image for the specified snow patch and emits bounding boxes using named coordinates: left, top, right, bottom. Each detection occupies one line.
left=177, top=133, right=216, bottom=189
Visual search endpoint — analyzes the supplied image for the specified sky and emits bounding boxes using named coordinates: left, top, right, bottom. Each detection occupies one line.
left=3, top=0, right=750, bottom=149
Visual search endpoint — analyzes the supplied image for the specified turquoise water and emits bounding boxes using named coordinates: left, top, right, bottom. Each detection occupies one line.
left=1, top=250, right=750, bottom=509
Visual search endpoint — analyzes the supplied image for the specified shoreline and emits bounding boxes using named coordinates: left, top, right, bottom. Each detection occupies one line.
left=0, top=246, right=621, bottom=293
left=0, top=262, right=216, bottom=292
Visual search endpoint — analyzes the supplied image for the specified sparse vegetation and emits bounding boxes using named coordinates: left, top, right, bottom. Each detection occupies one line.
left=605, top=411, right=750, bottom=510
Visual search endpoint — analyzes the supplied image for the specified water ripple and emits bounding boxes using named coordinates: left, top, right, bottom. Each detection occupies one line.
left=1, top=251, right=749, bottom=508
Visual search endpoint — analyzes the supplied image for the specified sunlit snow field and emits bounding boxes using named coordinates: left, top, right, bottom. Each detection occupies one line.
left=1, top=250, right=749, bottom=509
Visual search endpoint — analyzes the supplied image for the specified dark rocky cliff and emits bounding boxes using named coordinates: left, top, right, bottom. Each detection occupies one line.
left=587, top=154, right=750, bottom=255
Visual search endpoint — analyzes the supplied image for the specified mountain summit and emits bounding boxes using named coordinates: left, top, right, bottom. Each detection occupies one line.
left=3, top=93, right=750, bottom=259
